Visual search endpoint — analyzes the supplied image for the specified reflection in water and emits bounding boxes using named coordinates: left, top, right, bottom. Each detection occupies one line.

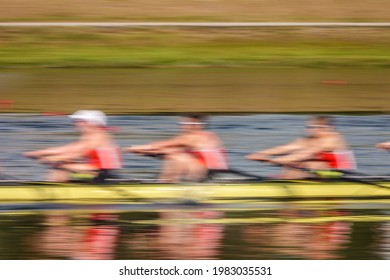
left=34, top=213, right=119, bottom=260
left=157, top=211, right=224, bottom=259
left=125, top=211, right=224, bottom=260
left=242, top=210, right=351, bottom=259
left=379, top=221, right=390, bottom=259
left=0, top=208, right=388, bottom=259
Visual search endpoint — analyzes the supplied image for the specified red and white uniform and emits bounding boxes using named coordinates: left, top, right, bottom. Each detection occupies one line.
left=190, top=148, right=229, bottom=170
left=87, top=146, right=122, bottom=170
left=317, top=150, right=356, bottom=170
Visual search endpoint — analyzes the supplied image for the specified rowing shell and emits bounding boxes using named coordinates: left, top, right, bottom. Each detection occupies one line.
left=0, top=180, right=390, bottom=203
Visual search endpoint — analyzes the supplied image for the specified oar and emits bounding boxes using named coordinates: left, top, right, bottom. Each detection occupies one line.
left=266, top=159, right=390, bottom=191
left=206, top=168, right=265, bottom=181
left=124, top=146, right=165, bottom=158
left=0, top=171, right=23, bottom=181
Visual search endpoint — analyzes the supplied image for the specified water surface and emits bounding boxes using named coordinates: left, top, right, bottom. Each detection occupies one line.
left=0, top=114, right=389, bottom=180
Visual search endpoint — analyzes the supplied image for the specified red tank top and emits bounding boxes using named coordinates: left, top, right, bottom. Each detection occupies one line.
left=190, top=148, right=229, bottom=170
left=87, top=146, right=122, bottom=170
left=317, top=150, right=356, bottom=170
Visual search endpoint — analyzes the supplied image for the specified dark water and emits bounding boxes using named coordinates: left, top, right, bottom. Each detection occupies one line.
left=0, top=114, right=389, bottom=259
left=0, top=208, right=390, bottom=260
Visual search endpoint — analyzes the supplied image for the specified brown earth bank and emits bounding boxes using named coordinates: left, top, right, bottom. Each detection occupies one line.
left=1, top=68, right=389, bottom=114
left=1, top=0, right=389, bottom=22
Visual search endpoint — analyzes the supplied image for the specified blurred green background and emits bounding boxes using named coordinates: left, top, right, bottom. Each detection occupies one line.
left=0, top=0, right=389, bottom=68
left=1, top=1, right=389, bottom=113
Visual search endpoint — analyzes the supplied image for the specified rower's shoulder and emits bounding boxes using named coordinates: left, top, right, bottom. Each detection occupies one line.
left=83, top=131, right=115, bottom=145
left=203, top=130, right=223, bottom=140
left=291, top=137, right=308, bottom=144
left=189, top=130, right=223, bottom=145
left=323, top=131, right=349, bottom=148
left=193, top=130, right=216, bottom=137
left=329, top=131, right=347, bottom=141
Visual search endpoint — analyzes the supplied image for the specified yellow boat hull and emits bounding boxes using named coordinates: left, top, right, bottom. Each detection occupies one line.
left=1, top=180, right=390, bottom=203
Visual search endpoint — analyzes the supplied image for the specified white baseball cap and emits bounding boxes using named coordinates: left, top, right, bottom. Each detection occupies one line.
left=68, top=110, right=107, bottom=126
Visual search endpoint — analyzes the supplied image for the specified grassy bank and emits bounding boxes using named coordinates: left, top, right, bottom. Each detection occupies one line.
left=0, top=27, right=390, bottom=68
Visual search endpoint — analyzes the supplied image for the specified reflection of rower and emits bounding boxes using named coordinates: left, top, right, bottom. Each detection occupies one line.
left=157, top=211, right=224, bottom=259
left=247, top=116, right=356, bottom=179
left=34, top=213, right=119, bottom=260
left=125, top=114, right=228, bottom=183
left=242, top=209, right=352, bottom=260
left=24, top=110, right=122, bottom=182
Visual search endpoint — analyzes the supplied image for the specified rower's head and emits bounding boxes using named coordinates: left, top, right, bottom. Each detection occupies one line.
left=306, top=115, right=335, bottom=137
left=179, top=114, right=207, bottom=132
left=69, top=110, right=107, bottom=131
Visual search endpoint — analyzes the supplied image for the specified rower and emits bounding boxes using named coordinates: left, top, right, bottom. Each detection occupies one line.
left=124, top=114, right=228, bottom=183
left=247, top=115, right=356, bottom=179
left=24, top=110, right=122, bottom=182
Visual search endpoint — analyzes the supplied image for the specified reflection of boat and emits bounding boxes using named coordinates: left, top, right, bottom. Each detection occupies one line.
left=131, top=214, right=390, bottom=225
left=1, top=179, right=390, bottom=203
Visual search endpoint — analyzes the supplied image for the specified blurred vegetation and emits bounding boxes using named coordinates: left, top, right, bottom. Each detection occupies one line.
left=0, top=27, right=389, bottom=68
left=0, top=1, right=389, bottom=68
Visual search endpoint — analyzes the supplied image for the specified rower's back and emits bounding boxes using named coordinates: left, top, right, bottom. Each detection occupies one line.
left=83, top=129, right=122, bottom=171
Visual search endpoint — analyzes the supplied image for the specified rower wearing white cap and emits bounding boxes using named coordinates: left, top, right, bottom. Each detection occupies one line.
left=24, top=110, right=122, bottom=182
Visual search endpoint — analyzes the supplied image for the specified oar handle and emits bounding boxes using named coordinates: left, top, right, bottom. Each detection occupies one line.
left=264, top=159, right=346, bottom=179
left=124, top=146, right=165, bottom=159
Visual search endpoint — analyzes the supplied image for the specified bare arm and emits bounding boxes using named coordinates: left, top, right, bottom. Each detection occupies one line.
left=377, top=142, right=390, bottom=150
left=270, top=146, right=323, bottom=165
left=124, top=135, right=188, bottom=153
left=25, top=140, right=91, bottom=162
left=246, top=139, right=304, bottom=161
left=41, top=143, right=90, bottom=162
left=271, top=135, right=345, bottom=165
left=24, top=142, right=79, bottom=158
